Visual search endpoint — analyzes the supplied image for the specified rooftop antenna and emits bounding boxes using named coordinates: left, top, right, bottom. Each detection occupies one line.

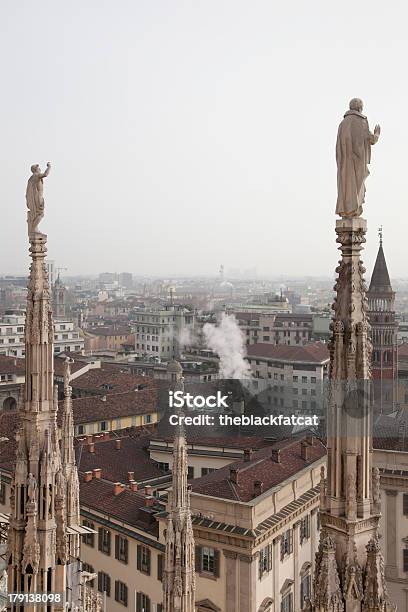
left=378, top=225, right=383, bottom=246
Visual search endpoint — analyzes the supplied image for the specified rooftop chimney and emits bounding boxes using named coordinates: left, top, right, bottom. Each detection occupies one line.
left=84, top=471, right=93, bottom=482
left=243, top=448, right=253, bottom=462
left=254, top=480, right=264, bottom=497
left=130, top=481, right=138, bottom=492
left=301, top=441, right=311, bottom=461
left=127, top=471, right=135, bottom=481
left=114, top=482, right=124, bottom=496
left=271, top=449, right=281, bottom=463
left=144, top=495, right=154, bottom=507
left=115, top=439, right=121, bottom=450
left=144, top=485, right=153, bottom=496
left=101, top=395, right=107, bottom=402
left=306, top=435, right=315, bottom=446
left=93, top=468, right=102, bottom=479
left=230, top=468, right=239, bottom=485
left=88, top=442, right=95, bottom=453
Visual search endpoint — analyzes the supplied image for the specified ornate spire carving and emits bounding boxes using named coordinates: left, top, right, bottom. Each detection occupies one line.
left=6, top=167, right=81, bottom=611
left=163, top=362, right=195, bottom=612
left=313, top=105, right=395, bottom=611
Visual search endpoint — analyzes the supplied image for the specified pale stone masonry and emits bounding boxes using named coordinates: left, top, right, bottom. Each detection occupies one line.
left=6, top=232, right=70, bottom=611
left=312, top=216, right=395, bottom=610
left=163, top=361, right=196, bottom=612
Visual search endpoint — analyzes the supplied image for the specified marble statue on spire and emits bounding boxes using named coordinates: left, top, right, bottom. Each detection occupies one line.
left=336, top=99, right=380, bottom=218
left=26, top=162, right=51, bottom=237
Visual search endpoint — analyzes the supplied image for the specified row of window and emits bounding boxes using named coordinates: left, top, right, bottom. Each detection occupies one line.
left=260, top=517, right=311, bottom=578
left=89, top=568, right=159, bottom=610
left=0, top=374, right=14, bottom=381
left=84, top=524, right=220, bottom=580
left=77, top=414, right=153, bottom=435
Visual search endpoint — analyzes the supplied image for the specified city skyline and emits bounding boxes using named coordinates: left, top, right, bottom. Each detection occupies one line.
left=1, top=0, right=407, bottom=277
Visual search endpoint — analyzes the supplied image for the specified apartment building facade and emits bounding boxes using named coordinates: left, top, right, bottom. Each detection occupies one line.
left=134, top=305, right=195, bottom=360
left=0, top=312, right=84, bottom=357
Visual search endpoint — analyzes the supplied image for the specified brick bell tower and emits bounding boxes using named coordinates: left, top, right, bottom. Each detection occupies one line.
left=367, top=227, right=398, bottom=413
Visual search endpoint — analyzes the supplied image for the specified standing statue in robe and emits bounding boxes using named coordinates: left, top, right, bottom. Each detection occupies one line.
left=26, top=162, right=51, bottom=237
left=336, top=99, right=380, bottom=217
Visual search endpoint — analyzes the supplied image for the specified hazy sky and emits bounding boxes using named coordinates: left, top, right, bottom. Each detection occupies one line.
left=1, top=0, right=407, bottom=279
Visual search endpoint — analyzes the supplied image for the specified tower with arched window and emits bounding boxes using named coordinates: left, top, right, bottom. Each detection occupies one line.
left=367, top=228, right=398, bottom=412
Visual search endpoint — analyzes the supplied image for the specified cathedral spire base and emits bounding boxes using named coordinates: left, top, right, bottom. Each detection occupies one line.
left=312, top=214, right=394, bottom=612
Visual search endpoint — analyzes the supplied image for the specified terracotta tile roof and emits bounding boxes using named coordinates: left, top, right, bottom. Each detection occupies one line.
left=150, top=431, right=273, bottom=450
left=77, top=435, right=163, bottom=482
left=0, top=355, right=25, bottom=376
left=246, top=342, right=329, bottom=364
left=191, top=437, right=326, bottom=502
left=85, top=325, right=133, bottom=337
left=79, top=476, right=161, bottom=535
left=68, top=387, right=159, bottom=425
left=71, top=368, right=152, bottom=395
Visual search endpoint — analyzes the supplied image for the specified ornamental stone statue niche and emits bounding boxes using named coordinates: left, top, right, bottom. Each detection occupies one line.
left=26, top=162, right=51, bottom=237
left=336, top=99, right=380, bottom=217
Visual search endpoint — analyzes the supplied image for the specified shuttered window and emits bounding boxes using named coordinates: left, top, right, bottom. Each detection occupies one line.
left=115, top=535, right=129, bottom=564
left=259, top=544, right=273, bottom=578
left=403, top=549, right=408, bottom=572
left=300, top=515, right=310, bottom=544
left=97, top=572, right=111, bottom=597
left=281, top=592, right=293, bottom=612
left=195, top=546, right=220, bottom=577
left=98, top=527, right=111, bottom=555
left=157, top=554, right=164, bottom=581
left=115, top=581, right=128, bottom=607
left=137, top=545, right=151, bottom=575
left=280, top=529, right=293, bottom=560
left=82, top=520, right=95, bottom=547
left=136, top=592, right=151, bottom=612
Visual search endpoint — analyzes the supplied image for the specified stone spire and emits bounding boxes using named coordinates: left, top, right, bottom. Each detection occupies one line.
left=7, top=224, right=68, bottom=610
left=61, top=359, right=80, bottom=559
left=312, top=214, right=395, bottom=611
left=163, top=361, right=195, bottom=612
left=6, top=166, right=83, bottom=612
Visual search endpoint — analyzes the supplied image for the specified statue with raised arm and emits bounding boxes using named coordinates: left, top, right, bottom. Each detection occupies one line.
left=26, top=162, right=51, bottom=237
left=336, top=99, right=380, bottom=218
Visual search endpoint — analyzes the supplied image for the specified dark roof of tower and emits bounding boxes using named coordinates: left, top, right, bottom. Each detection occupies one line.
left=368, top=244, right=393, bottom=294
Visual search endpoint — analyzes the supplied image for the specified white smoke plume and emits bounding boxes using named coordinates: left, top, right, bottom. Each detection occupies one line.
left=179, top=325, right=196, bottom=348
left=203, top=313, right=252, bottom=379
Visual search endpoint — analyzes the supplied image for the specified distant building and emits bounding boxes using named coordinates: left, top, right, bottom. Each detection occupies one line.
left=70, top=387, right=160, bottom=436
left=84, top=325, right=134, bottom=352
left=246, top=342, right=329, bottom=414
left=52, top=273, right=67, bottom=318
left=46, top=259, right=55, bottom=286
left=119, top=272, right=133, bottom=289
left=134, top=305, right=195, bottom=360
left=236, top=312, right=314, bottom=346
left=368, top=233, right=398, bottom=411
left=0, top=355, right=24, bottom=412
left=0, top=313, right=84, bottom=357
left=0, top=312, right=25, bottom=357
